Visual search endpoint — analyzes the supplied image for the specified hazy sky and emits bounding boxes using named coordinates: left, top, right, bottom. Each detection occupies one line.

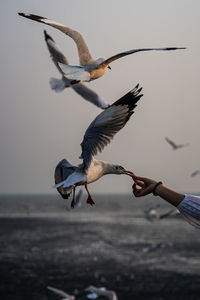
left=1, top=0, right=200, bottom=195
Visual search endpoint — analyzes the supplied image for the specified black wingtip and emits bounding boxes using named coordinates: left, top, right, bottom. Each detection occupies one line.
left=165, top=47, right=187, bottom=50
left=18, top=12, right=31, bottom=17
left=113, top=84, right=143, bottom=110
left=18, top=12, right=46, bottom=23
left=43, top=30, right=54, bottom=42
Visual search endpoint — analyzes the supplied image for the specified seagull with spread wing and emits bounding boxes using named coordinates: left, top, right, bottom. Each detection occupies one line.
left=47, top=285, right=118, bottom=300
left=54, top=84, right=142, bottom=207
left=18, top=13, right=186, bottom=82
left=165, top=137, right=190, bottom=150
left=44, top=30, right=109, bottom=109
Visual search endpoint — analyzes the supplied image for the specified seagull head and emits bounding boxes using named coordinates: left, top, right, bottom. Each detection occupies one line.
left=95, top=57, right=111, bottom=69
left=109, top=164, right=134, bottom=176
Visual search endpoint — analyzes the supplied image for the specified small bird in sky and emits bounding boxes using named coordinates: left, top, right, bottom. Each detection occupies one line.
left=54, top=84, right=142, bottom=207
left=18, top=13, right=186, bottom=82
left=44, top=30, right=109, bottom=109
left=191, top=170, right=200, bottom=177
left=165, top=137, right=190, bottom=150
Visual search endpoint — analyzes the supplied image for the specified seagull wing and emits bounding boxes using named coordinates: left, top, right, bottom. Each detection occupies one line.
left=175, top=142, right=189, bottom=149
left=99, top=47, right=186, bottom=67
left=54, top=159, right=76, bottom=199
left=80, top=84, right=143, bottom=171
left=165, top=137, right=177, bottom=148
left=47, top=286, right=74, bottom=300
left=58, top=63, right=90, bottom=81
left=18, top=13, right=93, bottom=65
left=72, top=83, right=109, bottom=109
left=44, top=30, right=69, bottom=75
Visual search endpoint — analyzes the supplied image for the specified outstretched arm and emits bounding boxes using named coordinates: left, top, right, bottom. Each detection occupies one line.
left=132, top=175, right=184, bottom=207
left=132, top=175, right=200, bottom=229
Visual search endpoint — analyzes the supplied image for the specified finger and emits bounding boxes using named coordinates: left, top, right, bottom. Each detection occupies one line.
left=133, top=180, right=145, bottom=187
left=132, top=183, right=144, bottom=197
left=133, top=189, right=143, bottom=197
left=132, top=182, right=137, bottom=190
left=132, top=183, right=140, bottom=194
left=133, top=178, right=140, bottom=184
left=134, top=175, right=149, bottom=182
left=136, top=184, right=154, bottom=197
left=130, top=172, right=137, bottom=178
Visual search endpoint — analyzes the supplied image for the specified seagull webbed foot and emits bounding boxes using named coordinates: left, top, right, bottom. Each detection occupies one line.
left=85, top=183, right=95, bottom=206
left=87, top=195, right=95, bottom=206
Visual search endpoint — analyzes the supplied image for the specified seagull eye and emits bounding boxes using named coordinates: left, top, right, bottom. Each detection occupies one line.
left=116, top=166, right=123, bottom=170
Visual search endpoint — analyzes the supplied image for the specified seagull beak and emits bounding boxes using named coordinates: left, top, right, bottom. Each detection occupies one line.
left=124, top=170, right=135, bottom=177
left=108, top=65, right=111, bottom=70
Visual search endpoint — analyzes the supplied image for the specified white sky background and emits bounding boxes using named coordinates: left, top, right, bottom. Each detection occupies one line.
left=1, top=0, right=200, bottom=195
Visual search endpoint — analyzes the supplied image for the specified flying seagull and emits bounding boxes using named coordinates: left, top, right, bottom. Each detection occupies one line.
left=54, top=84, right=143, bottom=207
left=85, top=286, right=118, bottom=300
left=18, top=13, right=186, bottom=82
left=191, top=170, right=200, bottom=177
left=165, top=137, right=190, bottom=150
left=47, top=285, right=117, bottom=300
left=145, top=204, right=177, bottom=221
left=44, top=30, right=109, bottom=109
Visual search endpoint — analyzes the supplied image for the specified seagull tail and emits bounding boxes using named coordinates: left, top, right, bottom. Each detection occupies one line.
left=49, top=77, right=66, bottom=93
left=53, top=181, right=65, bottom=189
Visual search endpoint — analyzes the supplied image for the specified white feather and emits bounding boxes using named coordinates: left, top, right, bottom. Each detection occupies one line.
left=54, top=171, right=86, bottom=188
left=58, top=63, right=90, bottom=81
left=49, top=78, right=66, bottom=93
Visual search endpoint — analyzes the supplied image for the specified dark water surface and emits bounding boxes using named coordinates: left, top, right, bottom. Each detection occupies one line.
left=0, top=194, right=200, bottom=300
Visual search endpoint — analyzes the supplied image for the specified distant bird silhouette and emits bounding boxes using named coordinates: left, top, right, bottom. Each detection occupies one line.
left=18, top=12, right=186, bottom=82
left=191, top=170, right=200, bottom=177
left=145, top=204, right=161, bottom=220
left=54, top=85, right=142, bottom=207
left=44, top=30, right=109, bottom=109
left=47, top=285, right=118, bottom=300
left=165, top=137, right=190, bottom=150
left=145, top=204, right=176, bottom=221
left=85, top=286, right=118, bottom=300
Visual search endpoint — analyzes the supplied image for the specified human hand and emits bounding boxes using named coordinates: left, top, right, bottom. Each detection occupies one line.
left=132, top=175, right=157, bottom=197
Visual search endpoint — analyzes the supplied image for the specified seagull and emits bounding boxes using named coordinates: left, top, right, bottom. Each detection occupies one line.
left=18, top=13, right=186, bottom=82
left=44, top=30, right=109, bottom=109
left=145, top=204, right=177, bottom=221
left=191, top=170, right=200, bottom=177
left=47, top=285, right=117, bottom=300
left=54, top=84, right=143, bottom=207
left=165, top=137, right=190, bottom=150
left=85, top=286, right=118, bottom=300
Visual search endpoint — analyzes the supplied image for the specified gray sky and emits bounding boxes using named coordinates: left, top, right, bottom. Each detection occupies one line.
left=1, top=0, right=200, bottom=195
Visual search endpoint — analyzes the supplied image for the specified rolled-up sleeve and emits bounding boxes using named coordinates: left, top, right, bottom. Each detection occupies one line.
left=177, top=194, right=200, bottom=229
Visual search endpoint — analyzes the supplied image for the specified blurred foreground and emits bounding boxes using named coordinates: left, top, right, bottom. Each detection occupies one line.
left=0, top=194, right=199, bottom=300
